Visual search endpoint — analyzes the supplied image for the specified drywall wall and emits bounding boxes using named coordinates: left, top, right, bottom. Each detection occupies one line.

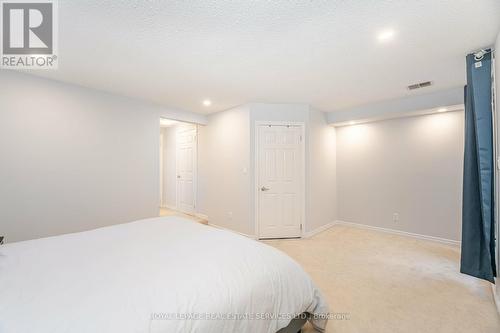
left=0, top=71, right=204, bottom=242
left=197, top=105, right=252, bottom=235
left=160, top=126, right=177, bottom=208
left=0, top=70, right=463, bottom=244
left=307, top=108, right=337, bottom=232
left=336, top=111, right=464, bottom=241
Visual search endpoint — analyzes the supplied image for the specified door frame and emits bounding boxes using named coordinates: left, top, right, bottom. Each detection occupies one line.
left=159, top=131, right=164, bottom=207
left=175, top=124, right=198, bottom=214
left=254, top=121, right=306, bottom=239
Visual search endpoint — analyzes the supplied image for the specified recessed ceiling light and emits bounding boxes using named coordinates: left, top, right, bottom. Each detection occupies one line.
left=377, top=29, right=396, bottom=42
left=203, top=99, right=212, bottom=107
left=437, top=108, right=448, bottom=113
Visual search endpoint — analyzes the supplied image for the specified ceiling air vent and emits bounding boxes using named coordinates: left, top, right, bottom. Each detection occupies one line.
left=407, top=81, right=433, bottom=90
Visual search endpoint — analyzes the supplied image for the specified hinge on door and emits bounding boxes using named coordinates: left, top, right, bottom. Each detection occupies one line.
left=300, top=224, right=303, bottom=231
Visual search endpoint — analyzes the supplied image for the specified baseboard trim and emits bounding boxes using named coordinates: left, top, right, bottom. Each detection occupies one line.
left=160, top=206, right=208, bottom=221
left=208, top=223, right=257, bottom=240
left=303, top=222, right=336, bottom=238
left=334, top=220, right=460, bottom=247
left=194, top=213, right=209, bottom=220
left=160, top=204, right=177, bottom=210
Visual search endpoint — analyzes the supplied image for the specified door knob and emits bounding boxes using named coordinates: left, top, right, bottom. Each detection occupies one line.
left=177, top=175, right=181, bottom=179
left=261, top=186, right=270, bottom=191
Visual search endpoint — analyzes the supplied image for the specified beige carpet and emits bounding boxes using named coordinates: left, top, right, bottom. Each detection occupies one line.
left=264, top=225, right=500, bottom=333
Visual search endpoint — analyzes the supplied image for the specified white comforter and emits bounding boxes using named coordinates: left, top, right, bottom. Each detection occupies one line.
left=0, top=217, right=328, bottom=333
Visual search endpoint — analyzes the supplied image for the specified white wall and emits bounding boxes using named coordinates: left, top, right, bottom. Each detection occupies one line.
left=1, top=71, right=463, bottom=245
left=198, top=102, right=467, bottom=244
left=0, top=71, right=203, bottom=242
left=161, top=126, right=177, bottom=208
left=336, top=111, right=464, bottom=241
left=307, top=109, right=337, bottom=232
left=198, top=105, right=252, bottom=235
left=0, top=71, right=337, bottom=242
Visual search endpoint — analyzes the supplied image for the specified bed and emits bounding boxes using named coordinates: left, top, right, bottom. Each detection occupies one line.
left=0, top=217, right=329, bottom=333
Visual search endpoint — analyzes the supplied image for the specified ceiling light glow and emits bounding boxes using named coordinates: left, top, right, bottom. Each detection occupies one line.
left=203, top=100, right=212, bottom=106
left=437, top=107, right=448, bottom=113
left=377, top=29, right=396, bottom=42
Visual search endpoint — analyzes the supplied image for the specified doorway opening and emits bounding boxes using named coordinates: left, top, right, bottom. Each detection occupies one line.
left=159, top=118, right=205, bottom=223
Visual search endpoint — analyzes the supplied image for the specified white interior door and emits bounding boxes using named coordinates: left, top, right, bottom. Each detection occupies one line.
left=257, top=124, right=304, bottom=239
left=176, top=125, right=197, bottom=214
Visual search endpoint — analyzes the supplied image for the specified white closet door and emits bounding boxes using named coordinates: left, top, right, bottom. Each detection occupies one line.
left=258, top=125, right=303, bottom=239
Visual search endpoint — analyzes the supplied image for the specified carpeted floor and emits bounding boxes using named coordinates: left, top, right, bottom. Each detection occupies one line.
left=264, top=225, right=500, bottom=333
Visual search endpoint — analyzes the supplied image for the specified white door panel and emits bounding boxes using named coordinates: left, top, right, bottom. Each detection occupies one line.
left=176, top=125, right=197, bottom=214
left=258, top=125, right=303, bottom=239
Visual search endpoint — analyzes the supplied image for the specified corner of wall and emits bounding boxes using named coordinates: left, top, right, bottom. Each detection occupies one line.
left=306, top=107, right=338, bottom=234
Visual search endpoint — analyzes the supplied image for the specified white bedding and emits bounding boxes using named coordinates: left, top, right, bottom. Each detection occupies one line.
left=0, top=217, right=328, bottom=333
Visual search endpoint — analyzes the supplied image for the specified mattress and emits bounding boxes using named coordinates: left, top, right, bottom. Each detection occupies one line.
left=0, top=217, right=328, bottom=333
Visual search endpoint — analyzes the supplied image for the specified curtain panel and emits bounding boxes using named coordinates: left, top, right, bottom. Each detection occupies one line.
left=460, top=50, right=496, bottom=283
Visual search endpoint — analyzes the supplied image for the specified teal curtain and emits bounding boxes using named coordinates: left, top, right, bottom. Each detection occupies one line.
left=460, top=50, right=496, bottom=283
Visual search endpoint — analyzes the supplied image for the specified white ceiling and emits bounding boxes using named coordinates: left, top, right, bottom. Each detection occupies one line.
left=33, top=0, right=500, bottom=114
